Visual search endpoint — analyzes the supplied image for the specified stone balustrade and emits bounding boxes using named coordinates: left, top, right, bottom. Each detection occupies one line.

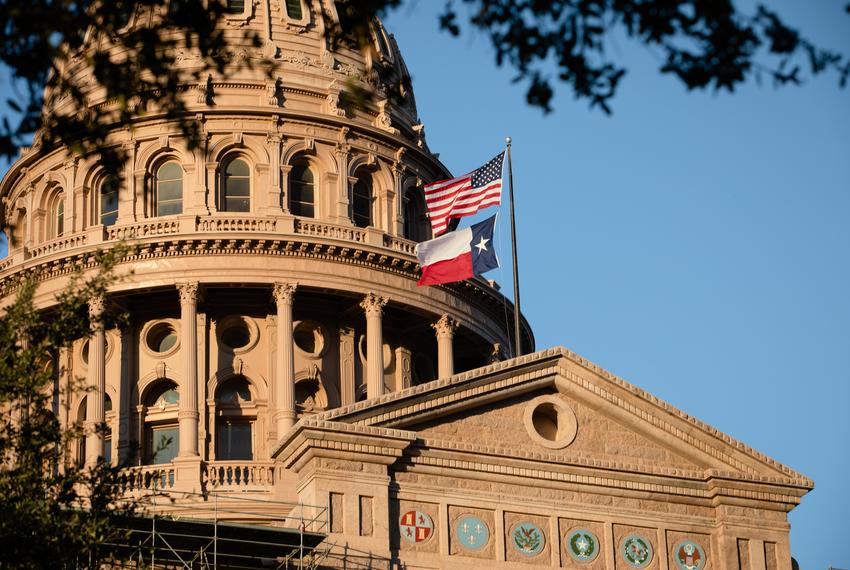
left=118, top=465, right=177, bottom=492
left=204, top=460, right=277, bottom=489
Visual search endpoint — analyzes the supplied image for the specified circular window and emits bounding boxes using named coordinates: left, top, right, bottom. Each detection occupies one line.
left=81, top=337, right=111, bottom=365
left=222, top=325, right=250, bottom=349
left=145, top=322, right=179, bottom=355
left=523, top=396, right=578, bottom=450
left=293, top=321, right=326, bottom=357
left=217, top=316, right=258, bottom=353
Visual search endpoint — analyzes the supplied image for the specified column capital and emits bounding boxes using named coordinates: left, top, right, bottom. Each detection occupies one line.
left=360, top=293, right=388, bottom=318
left=432, top=314, right=459, bottom=338
left=273, top=282, right=298, bottom=305
left=88, top=295, right=106, bottom=319
left=176, top=282, right=199, bottom=305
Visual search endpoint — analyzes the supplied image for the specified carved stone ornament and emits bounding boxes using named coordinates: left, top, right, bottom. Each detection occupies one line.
left=374, top=100, right=397, bottom=134
left=155, top=361, right=167, bottom=379
left=176, top=282, right=199, bottom=305
left=431, top=314, right=459, bottom=338
left=360, top=293, right=388, bottom=317
left=273, top=282, right=298, bottom=304
left=88, top=295, right=105, bottom=319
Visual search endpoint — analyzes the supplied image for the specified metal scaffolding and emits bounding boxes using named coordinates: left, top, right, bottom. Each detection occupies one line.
left=104, top=490, right=328, bottom=569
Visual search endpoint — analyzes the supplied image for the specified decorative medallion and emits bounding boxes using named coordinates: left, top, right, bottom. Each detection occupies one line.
left=455, top=515, right=489, bottom=551
left=674, top=540, right=706, bottom=570
left=567, top=529, right=600, bottom=563
left=399, top=510, right=434, bottom=544
left=622, top=534, right=653, bottom=568
left=511, top=522, right=545, bottom=556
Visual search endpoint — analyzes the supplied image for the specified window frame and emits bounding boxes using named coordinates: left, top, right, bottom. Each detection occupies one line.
left=220, top=156, right=252, bottom=213
left=213, top=376, right=256, bottom=461
left=98, top=176, right=119, bottom=228
left=351, top=173, right=373, bottom=229
left=288, top=163, right=316, bottom=218
left=153, top=159, right=184, bottom=217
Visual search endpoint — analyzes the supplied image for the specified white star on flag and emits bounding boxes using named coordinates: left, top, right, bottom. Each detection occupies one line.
left=474, top=236, right=489, bottom=253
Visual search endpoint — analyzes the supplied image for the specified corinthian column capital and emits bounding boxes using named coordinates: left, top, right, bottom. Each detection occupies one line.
left=273, top=282, right=298, bottom=305
left=88, top=294, right=105, bottom=319
left=176, top=282, right=199, bottom=306
left=432, top=314, right=459, bottom=338
left=360, top=292, right=388, bottom=318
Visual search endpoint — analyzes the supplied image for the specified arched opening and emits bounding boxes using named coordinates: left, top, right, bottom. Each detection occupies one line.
left=99, top=176, right=119, bottom=227
left=155, top=160, right=183, bottom=216
left=289, top=163, right=315, bottom=218
left=403, top=189, right=428, bottom=241
left=77, top=394, right=114, bottom=465
left=142, top=380, right=179, bottom=465
left=214, top=376, right=254, bottom=461
left=221, top=157, right=251, bottom=212
left=351, top=173, right=372, bottom=228
left=47, top=189, right=65, bottom=239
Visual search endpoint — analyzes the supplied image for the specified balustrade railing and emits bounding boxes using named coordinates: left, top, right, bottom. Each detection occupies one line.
left=118, top=465, right=176, bottom=492
left=295, top=219, right=366, bottom=243
left=27, top=234, right=88, bottom=259
left=196, top=216, right=277, bottom=233
left=107, top=219, right=180, bottom=240
left=384, top=235, right=417, bottom=256
left=205, top=460, right=276, bottom=489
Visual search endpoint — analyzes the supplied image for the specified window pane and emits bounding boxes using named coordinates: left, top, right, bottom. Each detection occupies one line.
left=56, top=199, right=65, bottom=237
left=225, top=178, right=250, bottom=197
left=148, top=426, right=179, bottom=464
left=226, top=159, right=250, bottom=176
left=289, top=165, right=314, bottom=218
left=285, top=0, right=302, bottom=20
left=157, top=201, right=182, bottom=216
left=226, top=198, right=250, bottom=212
left=226, top=0, right=244, bottom=14
left=158, top=162, right=182, bottom=181
left=352, top=178, right=372, bottom=228
left=217, top=421, right=252, bottom=460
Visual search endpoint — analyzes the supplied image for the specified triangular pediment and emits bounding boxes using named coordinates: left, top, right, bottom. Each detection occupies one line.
left=315, top=347, right=810, bottom=486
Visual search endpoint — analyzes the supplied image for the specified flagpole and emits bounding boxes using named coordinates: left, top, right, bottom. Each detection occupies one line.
left=505, top=137, right=523, bottom=357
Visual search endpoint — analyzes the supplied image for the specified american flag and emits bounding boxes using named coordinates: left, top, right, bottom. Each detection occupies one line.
left=424, top=151, right=504, bottom=236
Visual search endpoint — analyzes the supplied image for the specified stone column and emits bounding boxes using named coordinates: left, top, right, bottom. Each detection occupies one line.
left=432, top=315, right=459, bottom=379
left=176, top=282, right=200, bottom=457
left=273, top=282, right=298, bottom=434
left=85, top=295, right=106, bottom=468
left=360, top=293, right=388, bottom=399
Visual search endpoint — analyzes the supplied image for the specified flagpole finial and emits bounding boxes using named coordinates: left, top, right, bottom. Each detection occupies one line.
left=505, top=136, right=512, bottom=146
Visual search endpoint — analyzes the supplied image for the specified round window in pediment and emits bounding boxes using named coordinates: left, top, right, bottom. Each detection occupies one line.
left=523, top=395, right=578, bottom=450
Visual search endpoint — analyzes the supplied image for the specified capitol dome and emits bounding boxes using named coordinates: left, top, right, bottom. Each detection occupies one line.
left=0, top=0, right=531, bottom=476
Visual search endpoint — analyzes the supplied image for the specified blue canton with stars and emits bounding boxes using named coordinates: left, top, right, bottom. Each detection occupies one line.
left=470, top=152, right=504, bottom=189
left=470, top=214, right=499, bottom=277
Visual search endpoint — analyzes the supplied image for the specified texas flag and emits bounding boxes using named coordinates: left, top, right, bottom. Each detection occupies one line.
left=416, top=214, right=499, bottom=286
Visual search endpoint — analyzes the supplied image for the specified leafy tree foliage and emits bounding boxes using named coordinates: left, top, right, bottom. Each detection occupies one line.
left=374, top=0, right=850, bottom=113
left=0, top=247, right=131, bottom=568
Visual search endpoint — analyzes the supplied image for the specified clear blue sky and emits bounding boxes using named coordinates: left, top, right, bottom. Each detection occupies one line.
left=383, top=1, right=848, bottom=568
left=1, top=2, right=847, bottom=567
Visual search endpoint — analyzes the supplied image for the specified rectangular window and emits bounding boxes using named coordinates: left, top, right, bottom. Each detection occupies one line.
left=147, top=425, right=179, bottom=464
left=217, top=421, right=253, bottom=460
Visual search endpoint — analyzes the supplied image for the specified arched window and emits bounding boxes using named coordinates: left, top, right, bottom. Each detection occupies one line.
left=215, top=376, right=253, bottom=461
left=155, top=161, right=183, bottom=216
left=143, top=381, right=179, bottom=465
left=225, top=0, right=244, bottom=14
left=403, top=190, right=428, bottom=242
left=48, top=191, right=65, bottom=239
left=284, top=0, right=303, bottom=20
left=221, top=158, right=250, bottom=212
left=100, top=177, right=119, bottom=227
left=289, top=164, right=314, bottom=218
left=351, top=175, right=372, bottom=228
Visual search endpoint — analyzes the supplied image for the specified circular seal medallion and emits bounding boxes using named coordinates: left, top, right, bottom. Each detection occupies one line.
left=511, top=522, right=545, bottom=556
left=674, top=540, right=706, bottom=570
left=399, top=510, right=434, bottom=544
left=622, top=534, right=653, bottom=568
left=455, top=515, right=489, bottom=551
left=567, top=529, right=600, bottom=563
